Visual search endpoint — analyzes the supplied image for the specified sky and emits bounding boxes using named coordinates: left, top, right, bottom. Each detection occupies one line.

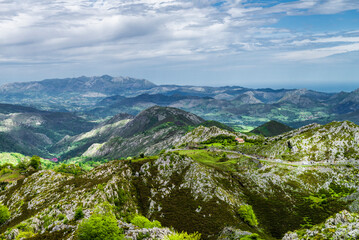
left=0, top=0, right=359, bottom=92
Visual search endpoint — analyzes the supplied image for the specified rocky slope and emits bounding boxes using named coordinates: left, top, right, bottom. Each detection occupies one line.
left=54, top=106, right=205, bottom=160
left=1, top=147, right=359, bottom=240
left=248, top=121, right=359, bottom=163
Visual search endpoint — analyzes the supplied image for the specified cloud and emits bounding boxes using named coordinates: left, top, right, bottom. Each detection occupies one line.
left=0, top=0, right=359, bottom=85
left=278, top=43, right=359, bottom=60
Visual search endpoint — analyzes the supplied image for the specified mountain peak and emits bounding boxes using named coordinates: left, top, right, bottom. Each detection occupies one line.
left=119, top=106, right=204, bottom=138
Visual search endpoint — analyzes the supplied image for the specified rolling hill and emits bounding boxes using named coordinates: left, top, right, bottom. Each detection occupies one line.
left=251, top=120, right=293, bottom=137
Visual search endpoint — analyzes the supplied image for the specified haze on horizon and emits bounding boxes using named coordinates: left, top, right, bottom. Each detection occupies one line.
left=0, top=0, right=359, bottom=92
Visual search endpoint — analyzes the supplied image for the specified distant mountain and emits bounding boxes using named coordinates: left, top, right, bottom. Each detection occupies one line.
left=233, top=91, right=263, bottom=104
left=0, top=75, right=157, bottom=112
left=0, top=75, right=358, bottom=131
left=251, top=120, right=293, bottom=137
left=232, top=89, right=294, bottom=104
left=330, top=88, right=359, bottom=114
left=0, top=103, right=95, bottom=157
left=0, top=75, right=156, bottom=95
left=88, top=87, right=340, bottom=129
left=277, top=89, right=332, bottom=107
left=87, top=94, right=205, bottom=118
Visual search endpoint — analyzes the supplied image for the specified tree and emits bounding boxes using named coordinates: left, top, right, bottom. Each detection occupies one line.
left=0, top=203, right=10, bottom=225
left=29, top=155, right=41, bottom=170
left=77, top=212, right=123, bottom=240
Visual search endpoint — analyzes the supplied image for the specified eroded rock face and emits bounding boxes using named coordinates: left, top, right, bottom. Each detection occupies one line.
left=119, top=221, right=174, bottom=240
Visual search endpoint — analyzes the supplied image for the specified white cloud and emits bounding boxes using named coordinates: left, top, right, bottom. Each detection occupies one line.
left=278, top=43, right=359, bottom=60
left=292, top=36, right=359, bottom=46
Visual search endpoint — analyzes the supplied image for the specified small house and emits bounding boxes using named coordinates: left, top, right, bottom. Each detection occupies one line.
left=235, top=138, right=245, bottom=143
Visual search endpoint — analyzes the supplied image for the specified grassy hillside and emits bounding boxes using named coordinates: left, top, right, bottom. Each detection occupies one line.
left=1, top=121, right=359, bottom=239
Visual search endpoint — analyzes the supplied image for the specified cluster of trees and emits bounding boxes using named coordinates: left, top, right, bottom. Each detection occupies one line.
left=0, top=155, right=42, bottom=175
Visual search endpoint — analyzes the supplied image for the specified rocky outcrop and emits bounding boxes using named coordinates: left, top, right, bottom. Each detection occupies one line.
left=283, top=210, right=359, bottom=240
left=258, top=121, right=359, bottom=162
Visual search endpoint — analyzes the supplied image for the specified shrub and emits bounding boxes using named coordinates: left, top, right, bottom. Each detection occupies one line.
left=42, top=215, right=52, bottom=229
left=74, top=206, right=84, bottom=220
left=0, top=203, right=10, bottom=225
left=58, top=214, right=65, bottom=221
left=15, top=231, right=35, bottom=239
left=77, top=212, right=123, bottom=240
left=17, top=161, right=27, bottom=170
left=240, top=233, right=263, bottom=240
left=29, top=155, right=41, bottom=170
left=97, top=184, right=104, bottom=191
left=238, top=205, right=258, bottom=227
left=163, top=232, right=201, bottom=240
left=130, top=215, right=161, bottom=229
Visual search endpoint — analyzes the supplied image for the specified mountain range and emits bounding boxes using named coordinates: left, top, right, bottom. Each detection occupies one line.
left=0, top=75, right=358, bottom=131
left=1, top=111, right=359, bottom=239
left=1, top=75, right=359, bottom=240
